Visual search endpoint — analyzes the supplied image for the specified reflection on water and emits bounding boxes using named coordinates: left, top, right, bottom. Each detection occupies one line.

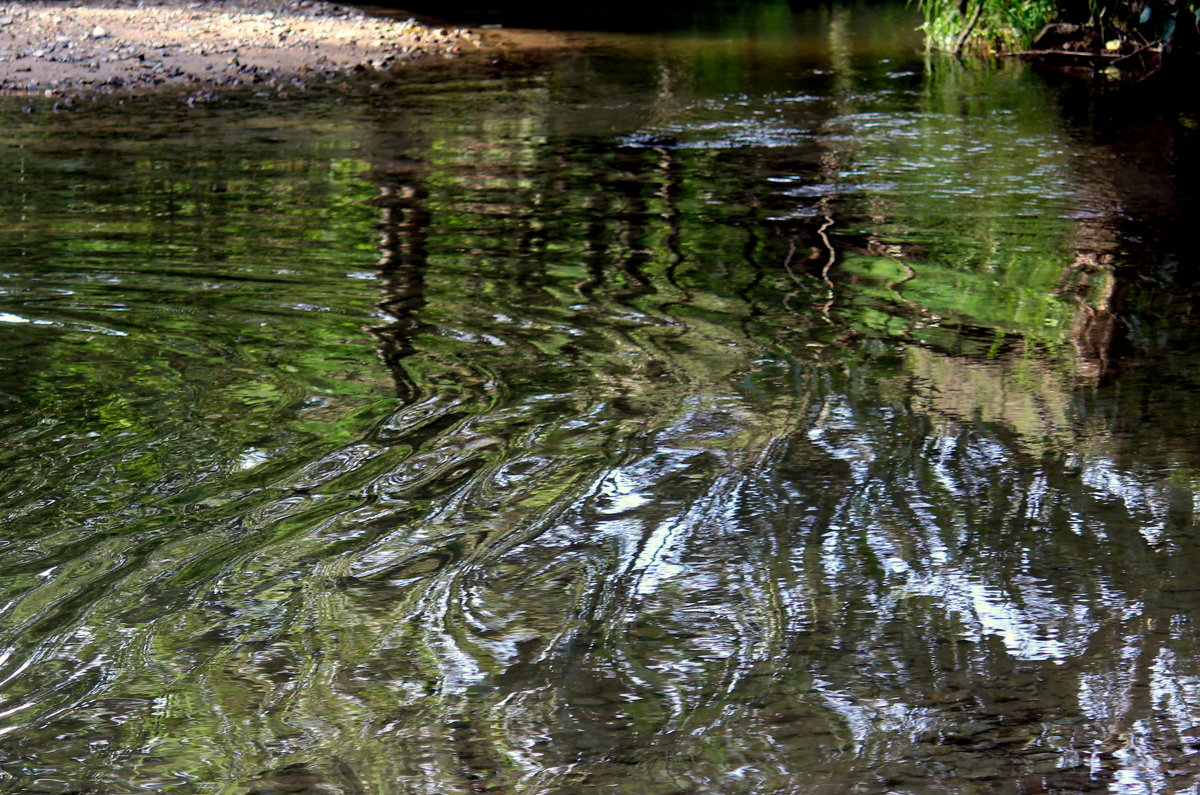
left=4, top=3, right=1200, bottom=793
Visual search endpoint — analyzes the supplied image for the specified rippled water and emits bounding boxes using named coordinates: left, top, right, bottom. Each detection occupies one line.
left=4, top=4, right=1200, bottom=793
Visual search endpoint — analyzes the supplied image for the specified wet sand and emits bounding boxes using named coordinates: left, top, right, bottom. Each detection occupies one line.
left=0, top=0, right=563, bottom=101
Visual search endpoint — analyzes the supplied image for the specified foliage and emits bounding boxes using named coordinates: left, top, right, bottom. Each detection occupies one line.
left=914, top=0, right=1058, bottom=51
left=913, top=0, right=1200, bottom=59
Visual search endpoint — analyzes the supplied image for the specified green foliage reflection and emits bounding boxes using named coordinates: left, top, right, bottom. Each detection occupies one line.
left=2, top=11, right=1200, bottom=794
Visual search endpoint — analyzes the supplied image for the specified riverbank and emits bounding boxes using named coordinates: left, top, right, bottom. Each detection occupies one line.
left=0, top=0, right=566, bottom=102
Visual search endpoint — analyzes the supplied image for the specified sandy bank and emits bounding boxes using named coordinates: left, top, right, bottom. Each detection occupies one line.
left=0, top=0, right=502, bottom=100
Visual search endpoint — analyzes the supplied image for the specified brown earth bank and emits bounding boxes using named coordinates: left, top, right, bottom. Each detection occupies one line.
left=0, top=0, right=575, bottom=103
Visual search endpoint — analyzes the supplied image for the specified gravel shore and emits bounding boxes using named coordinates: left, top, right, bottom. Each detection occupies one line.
left=0, top=0, right=486, bottom=100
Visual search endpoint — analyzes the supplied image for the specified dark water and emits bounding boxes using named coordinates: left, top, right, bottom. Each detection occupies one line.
left=4, top=4, right=1200, bottom=793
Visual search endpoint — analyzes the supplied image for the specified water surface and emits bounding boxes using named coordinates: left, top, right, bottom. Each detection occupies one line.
left=3, top=4, right=1200, bottom=793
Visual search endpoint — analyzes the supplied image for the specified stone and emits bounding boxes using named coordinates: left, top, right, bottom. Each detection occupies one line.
left=0, top=0, right=484, bottom=100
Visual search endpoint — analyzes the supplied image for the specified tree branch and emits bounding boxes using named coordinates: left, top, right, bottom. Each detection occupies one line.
left=953, top=0, right=985, bottom=54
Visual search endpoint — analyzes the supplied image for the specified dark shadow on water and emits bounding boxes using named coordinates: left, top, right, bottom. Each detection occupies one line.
left=4, top=10, right=1200, bottom=794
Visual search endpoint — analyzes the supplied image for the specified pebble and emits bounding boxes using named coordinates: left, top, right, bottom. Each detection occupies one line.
left=0, top=0, right=484, bottom=100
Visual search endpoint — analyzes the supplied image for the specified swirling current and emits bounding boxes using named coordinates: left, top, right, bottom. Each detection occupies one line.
left=4, top=4, right=1200, bottom=793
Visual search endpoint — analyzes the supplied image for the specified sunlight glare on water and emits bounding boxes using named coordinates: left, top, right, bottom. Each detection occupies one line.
left=3, top=3, right=1200, bottom=793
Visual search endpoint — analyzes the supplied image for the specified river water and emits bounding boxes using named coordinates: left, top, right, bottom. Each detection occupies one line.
left=3, top=3, right=1200, bottom=793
